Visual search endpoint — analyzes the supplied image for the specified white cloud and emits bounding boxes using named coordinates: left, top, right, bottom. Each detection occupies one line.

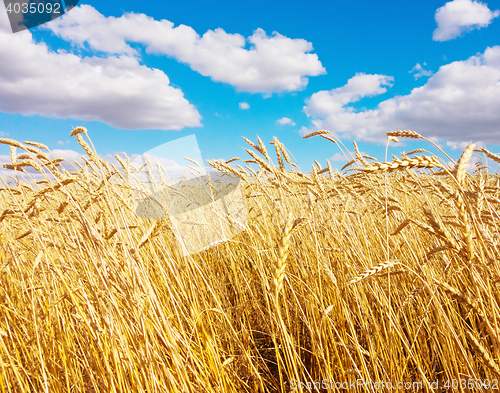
left=277, top=117, right=296, bottom=126
left=433, top=0, right=499, bottom=41
left=50, top=148, right=86, bottom=167
left=409, top=63, right=433, bottom=79
left=0, top=3, right=201, bottom=131
left=57, top=141, right=65, bottom=145
left=329, top=152, right=347, bottom=162
left=304, top=73, right=394, bottom=119
left=303, top=46, right=500, bottom=144
left=239, top=102, right=250, bottom=110
left=44, top=5, right=326, bottom=94
left=298, top=126, right=316, bottom=137
left=446, top=140, right=485, bottom=150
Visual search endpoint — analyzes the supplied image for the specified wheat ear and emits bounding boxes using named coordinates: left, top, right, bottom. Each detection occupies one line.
left=474, top=148, right=500, bottom=164
left=70, top=126, right=87, bottom=136
left=245, top=149, right=274, bottom=173
left=387, top=130, right=422, bottom=139
left=423, top=207, right=460, bottom=250
left=23, top=141, right=49, bottom=151
left=303, top=130, right=329, bottom=139
left=273, top=137, right=285, bottom=170
left=257, top=136, right=271, bottom=162
left=347, top=260, right=398, bottom=285
left=455, top=143, right=475, bottom=186
left=465, top=330, right=500, bottom=376
left=434, top=278, right=499, bottom=344
left=406, top=149, right=428, bottom=155
left=388, top=130, right=457, bottom=164
left=361, top=155, right=443, bottom=173
left=273, top=212, right=294, bottom=295
left=76, top=134, right=101, bottom=166
left=0, top=138, right=28, bottom=152
left=9, top=146, right=16, bottom=165
left=277, top=141, right=294, bottom=167
left=353, top=141, right=367, bottom=166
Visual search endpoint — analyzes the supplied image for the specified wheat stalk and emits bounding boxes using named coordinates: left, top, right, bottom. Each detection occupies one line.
left=183, top=157, right=201, bottom=167
left=454, top=190, right=474, bottom=261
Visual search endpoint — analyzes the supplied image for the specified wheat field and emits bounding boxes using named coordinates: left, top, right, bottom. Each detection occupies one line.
left=0, top=127, right=499, bottom=392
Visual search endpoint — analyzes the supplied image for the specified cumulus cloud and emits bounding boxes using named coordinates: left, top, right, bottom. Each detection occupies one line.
left=446, top=140, right=485, bottom=150
left=304, top=72, right=393, bottom=120
left=239, top=102, right=250, bottom=110
left=0, top=3, right=201, bottom=131
left=44, top=5, right=326, bottom=93
left=329, top=152, right=347, bottom=162
left=409, top=63, right=433, bottom=79
left=298, top=126, right=315, bottom=137
left=277, top=117, right=296, bottom=126
left=433, top=0, right=499, bottom=41
left=303, top=46, right=500, bottom=144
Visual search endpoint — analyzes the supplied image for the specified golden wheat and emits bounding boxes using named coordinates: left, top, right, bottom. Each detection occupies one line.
left=475, top=148, right=500, bottom=164
left=273, top=212, right=294, bottom=295
left=347, top=260, right=399, bottom=285
left=361, top=155, right=443, bottom=172
left=0, top=128, right=499, bottom=391
left=386, top=130, right=422, bottom=139
left=302, top=129, right=329, bottom=139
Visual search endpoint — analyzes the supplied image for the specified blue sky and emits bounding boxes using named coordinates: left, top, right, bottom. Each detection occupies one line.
left=1, top=0, right=500, bottom=177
